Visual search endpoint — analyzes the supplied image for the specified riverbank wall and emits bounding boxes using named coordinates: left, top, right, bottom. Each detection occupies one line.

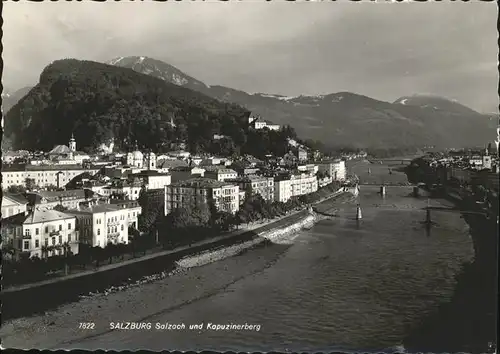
left=176, top=214, right=316, bottom=269
left=1, top=209, right=313, bottom=321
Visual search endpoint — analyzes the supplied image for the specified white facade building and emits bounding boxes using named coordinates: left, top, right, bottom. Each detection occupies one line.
left=67, top=200, right=141, bottom=248
left=1, top=164, right=100, bottom=190
left=1, top=209, right=79, bottom=258
left=274, top=173, right=318, bottom=203
left=318, top=160, right=346, bottom=181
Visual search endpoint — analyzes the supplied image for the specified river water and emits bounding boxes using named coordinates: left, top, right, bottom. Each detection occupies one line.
left=65, top=160, right=474, bottom=352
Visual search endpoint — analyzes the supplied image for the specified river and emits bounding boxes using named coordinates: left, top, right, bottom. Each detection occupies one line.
left=36, top=159, right=473, bottom=352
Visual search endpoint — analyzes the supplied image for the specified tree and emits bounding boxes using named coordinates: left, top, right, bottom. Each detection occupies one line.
left=54, top=204, right=69, bottom=212
left=25, top=178, right=37, bottom=191
left=6, top=185, right=26, bottom=194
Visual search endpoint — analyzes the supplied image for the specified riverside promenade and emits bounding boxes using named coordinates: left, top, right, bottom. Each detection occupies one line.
left=2, top=208, right=308, bottom=295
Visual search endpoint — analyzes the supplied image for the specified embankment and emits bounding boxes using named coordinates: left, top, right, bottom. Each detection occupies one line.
left=176, top=214, right=316, bottom=269
left=1, top=209, right=312, bottom=321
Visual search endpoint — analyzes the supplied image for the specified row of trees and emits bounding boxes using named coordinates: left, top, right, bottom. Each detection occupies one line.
left=2, top=226, right=154, bottom=287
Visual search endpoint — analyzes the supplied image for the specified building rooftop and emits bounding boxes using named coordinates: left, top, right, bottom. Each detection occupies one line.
left=1, top=163, right=100, bottom=172
left=131, top=170, right=171, bottom=177
left=2, top=209, right=75, bottom=225
left=2, top=193, right=29, bottom=205
left=203, top=166, right=237, bottom=174
left=157, top=159, right=189, bottom=169
left=170, top=177, right=236, bottom=189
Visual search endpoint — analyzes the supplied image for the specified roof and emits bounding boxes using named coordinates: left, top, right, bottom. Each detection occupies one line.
left=1, top=164, right=100, bottom=172
left=2, top=209, right=75, bottom=226
left=157, top=159, right=189, bottom=169
left=67, top=203, right=122, bottom=215
left=203, top=166, right=237, bottom=174
left=49, top=145, right=71, bottom=154
left=2, top=193, right=29, bottom=205
left=169, top=177, right=236, bottom=189
left=37, top=189, right=88, bottom=200
left=131, top=170, right=171, bottom=177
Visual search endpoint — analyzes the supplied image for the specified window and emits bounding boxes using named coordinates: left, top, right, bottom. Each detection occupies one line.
left=59, top=235, right=62, bottom=244
left=23, top=240, right=30, bottom=250
left=45, top=226, right=49, bottom=233
left=59, top=224, right=62, bottom=231
left=45, top=238, right=48, bottom=246
left=121, top=225, right=124, bottom=231
left=35, top=239, right=40, bottom=248
left=52, top=237, right=56, bottom=245
left=25, top=229, right=31, bottom=237
left=97, top=229, right=100, bottom=235
left=68, top=234, right=71, bottom=242
left=35, top=228, right=39, bottom=235
left=68, top=223, right=72, bottom=230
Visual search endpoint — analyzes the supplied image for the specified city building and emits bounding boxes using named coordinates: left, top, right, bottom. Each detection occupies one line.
left=1, top=209, right=79, bottom=259
left=100, top=178, right=143, bottom=200
left=318, top=160, right=347, bottom=181
left=248, top=114, right=280, bottom=131
left=25, top=189, right=94, bottom=211
left=170, top=166, right=206, bottom=182
left=226, top=175, right=275, bottom=202
left=297, top=164, right=319, bottom=175
left=66, top=200, right=141, bottom=248
left=204, top=167, right=238, bottom=182
left=126, top=149, right=144, bottom=169
left=274, top=173, right=318, bottom=203
left=48, top=134, right=90, bottom=164
left=1, top=164, right=100, bottom=190
left=298, top=148, right=308, bottom=162
left=1, top=193, right=29, bottom=219
left=164, top=178, right=240, bottom=215
left=130, top=170, right=172, bottom=190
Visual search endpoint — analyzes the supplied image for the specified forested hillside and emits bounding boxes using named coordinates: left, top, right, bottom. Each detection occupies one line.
left=4, top=59, right=297, bottom=158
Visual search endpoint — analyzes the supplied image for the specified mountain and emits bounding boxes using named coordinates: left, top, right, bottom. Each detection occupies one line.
left=106, top=56, right=210, bottom=93
left=2, top=87, right=33, bottom=113
left=393, top=94, right=480, bottom=115
left=4, top=59, right=299, bottom=158
left=110, top=56, right=493, bottom=149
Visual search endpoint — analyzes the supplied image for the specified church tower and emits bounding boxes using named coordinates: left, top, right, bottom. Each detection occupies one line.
left=69, top=133, right=77, bottom=152
left=145, top=151, right=157, bottom=171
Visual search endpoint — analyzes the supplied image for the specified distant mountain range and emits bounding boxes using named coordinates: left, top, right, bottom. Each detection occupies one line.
left=2, top=87, right=33, bottom=113
left=107, top=56, right=496, bottom=149
left=3, top=55, right=497, bottom=150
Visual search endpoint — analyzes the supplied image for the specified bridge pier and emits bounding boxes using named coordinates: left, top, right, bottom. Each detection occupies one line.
left=413, top=186, right=420, bottom=197
left=356, top=204, right=363, bottom=220
left=425, top=208, right=432, bottom=224
left=380, top=185, right=386, bottom=196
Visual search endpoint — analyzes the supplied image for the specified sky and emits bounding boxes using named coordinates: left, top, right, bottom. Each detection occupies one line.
left=2, top=0, right=498, bottom=113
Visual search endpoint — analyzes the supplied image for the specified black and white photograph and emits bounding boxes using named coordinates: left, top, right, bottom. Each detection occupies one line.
left=0, top=0, right=498, bottom=352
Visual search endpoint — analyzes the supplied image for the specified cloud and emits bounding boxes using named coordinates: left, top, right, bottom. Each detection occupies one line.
left=2, top=0, right=498, bottom=112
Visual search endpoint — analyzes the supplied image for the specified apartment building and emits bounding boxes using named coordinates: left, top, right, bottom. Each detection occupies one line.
left=66, top=200, right=141, bottom=248
left=204, top=167, right=238, bottom=182
left=274, top=173, right=318, bottom=203
left=130, top=170, right=172, bottom=190
left=1, top=193, right=29, bottom=219
left=1, top=164, right=100, bottom=190
left=100, top=178, right=143, bottom=200
left=298, top=148, right=308, bottom=162
left=297, top=164, right=319, bottom=175
left=226, top=175, right=275, bottom=202
left=1, top=209, right=79, bottom=259
left=25, top=189, right=93, bottom=211
left=169, top=166, right=205, bottom=182
left=164, top=178, right=240, bottom=215
left=318, top=160, right=347, bottom=181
